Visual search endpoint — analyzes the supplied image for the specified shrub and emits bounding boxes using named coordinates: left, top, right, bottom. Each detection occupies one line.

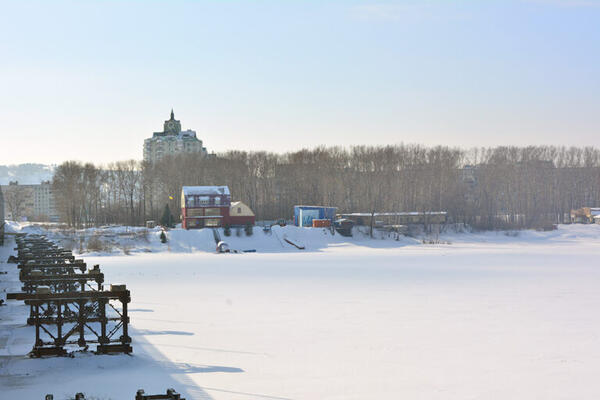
left=87, top=235, right=107, bottom=252
left=245, top=223, right=253, bottom=236
left=223, top=224, right=231, bottom=237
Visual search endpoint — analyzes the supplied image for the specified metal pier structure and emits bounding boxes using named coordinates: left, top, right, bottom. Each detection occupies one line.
left=44, top=388, right=185, bottom=400
left=6, top=233, right=133, bottom=357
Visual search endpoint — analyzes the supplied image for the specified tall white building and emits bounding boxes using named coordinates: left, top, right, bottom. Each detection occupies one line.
left=143, top=109, right=208, bottom=163
left=0, top=181, right=59, bottom=222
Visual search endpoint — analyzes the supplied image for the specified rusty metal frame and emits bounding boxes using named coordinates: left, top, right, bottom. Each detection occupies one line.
left=8, top=234, right=133, bottom=357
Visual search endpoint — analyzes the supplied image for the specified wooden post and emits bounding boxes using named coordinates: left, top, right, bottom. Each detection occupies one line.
left=99, top=298, right=108, bottom=344
left=34, top=304, right=40, bottom=347
left=122, top=296, right=129, bottom=346
left=78, top=299, right=86, bottom=347
left=56, top=300, right=62, bottom=347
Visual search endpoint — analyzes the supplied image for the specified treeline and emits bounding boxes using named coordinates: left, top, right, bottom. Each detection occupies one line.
left=52, top=145, right=600, bottom=229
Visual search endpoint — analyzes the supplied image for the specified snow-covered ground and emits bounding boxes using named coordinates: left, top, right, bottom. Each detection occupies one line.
left=7, top=221, right=600, bottom=255
left=3, top=221, right=427, bottom=255
left=1, top=224, right=600, bottom=399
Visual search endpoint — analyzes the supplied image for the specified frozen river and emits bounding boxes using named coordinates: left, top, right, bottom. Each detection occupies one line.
left=2, top=227, right=600, bottom=399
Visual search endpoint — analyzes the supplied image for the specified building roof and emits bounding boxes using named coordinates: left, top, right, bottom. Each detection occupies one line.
left=230, top=201, right=255, bottom=216
left=342, top=211, right=447, bottom=216
left=182, top=186, right=230, bottom=196
left=294, top=205, right=337, bottom=209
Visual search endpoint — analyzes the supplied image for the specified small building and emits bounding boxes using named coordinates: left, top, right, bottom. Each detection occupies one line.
left=570, top=207, right=600, bottom=224
left=228, top=201, right=255, bottom=226
left=334, top=218, right=354, bottom=237
left=587, top=208, right=600, bottom=222
left=181, top=186, right=231, bottom=229
left=340, top=211, right=447, bottom=227
left=293, top=206, right=337, bottom=227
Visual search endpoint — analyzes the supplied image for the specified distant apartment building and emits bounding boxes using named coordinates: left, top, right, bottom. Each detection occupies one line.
left=143, top=109, right=208, bottom=163
left=0, top=181, right=59, bottom=222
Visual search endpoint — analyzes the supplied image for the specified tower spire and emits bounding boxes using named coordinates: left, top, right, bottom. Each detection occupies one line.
left=170, top=108, right=174, bottom=120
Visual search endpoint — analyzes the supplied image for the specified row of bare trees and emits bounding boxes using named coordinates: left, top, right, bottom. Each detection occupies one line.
left=51, top=145, right=600, bottom=229
left=53, top=160, right=143, bottom=228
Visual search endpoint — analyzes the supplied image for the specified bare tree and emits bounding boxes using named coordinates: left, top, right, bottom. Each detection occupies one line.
left=3, top=183, right=27, bottom=221
left=47, top=145, right=600, bottom=230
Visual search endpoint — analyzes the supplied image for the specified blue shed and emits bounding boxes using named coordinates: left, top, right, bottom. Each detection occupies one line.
left=293, top=205, right=337, bottom=227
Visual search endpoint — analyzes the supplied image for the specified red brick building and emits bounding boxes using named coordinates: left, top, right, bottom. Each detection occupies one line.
left=181, top=186, right=255, bottom=229
left=181, top=186, right=231, bottom=229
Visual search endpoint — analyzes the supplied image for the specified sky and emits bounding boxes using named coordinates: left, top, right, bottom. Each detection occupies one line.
left=0, top=0, right=599, bottom=165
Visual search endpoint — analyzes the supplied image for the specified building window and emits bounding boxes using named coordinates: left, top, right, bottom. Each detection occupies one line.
left=204, top=218, right=220, bottom=227
left=204, top=208, right=221, bottom=216
left=187, top=208, right=203, bottom=217
left=238, top=207, right=242, bottom=214
left=190, top=218, right=202, bottom=228
left=214, top=197, right=221, bottom=205
left=196, top=196, right=209, bottom=206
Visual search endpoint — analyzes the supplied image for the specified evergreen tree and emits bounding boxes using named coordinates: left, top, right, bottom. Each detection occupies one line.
left=160, top=204, right=174, bottom=228
left=223, top=224, right=231, bottom=237
left=245, top=222, right=253, bottom=236
left=160, top=231, right=167, bottom=243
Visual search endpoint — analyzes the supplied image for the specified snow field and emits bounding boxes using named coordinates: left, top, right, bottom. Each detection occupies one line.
left=1, top=225, right=600, bottom=399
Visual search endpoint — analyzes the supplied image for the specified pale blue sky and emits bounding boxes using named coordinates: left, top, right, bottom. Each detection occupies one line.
left=1, top=0, right=599, bottom=164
